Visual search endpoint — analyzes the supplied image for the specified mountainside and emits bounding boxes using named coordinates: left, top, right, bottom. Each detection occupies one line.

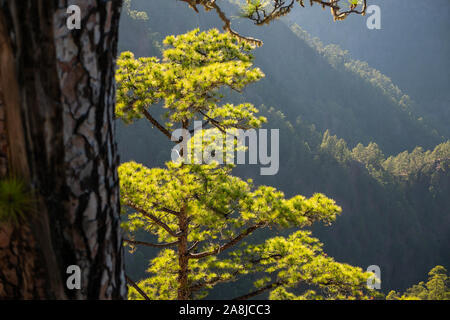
left=288, top=0, right=450, bottom=137
left=119, top=0, right=444, bottom=155
left=117, top=0, right=450, bottom=295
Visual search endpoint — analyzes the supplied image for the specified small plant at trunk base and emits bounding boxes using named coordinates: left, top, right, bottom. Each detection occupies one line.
left=0, top=177, right=33, bottom=225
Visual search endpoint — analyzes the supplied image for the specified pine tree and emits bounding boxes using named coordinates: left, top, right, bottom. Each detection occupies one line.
left=116, top=29, right=375, bottom=300
left=387, top=266, right=450, bottom=300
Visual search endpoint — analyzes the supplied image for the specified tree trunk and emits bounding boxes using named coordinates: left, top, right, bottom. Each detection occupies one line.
left=177, top=207, right=190, bottom=300
left=0, top=0, right=126, bottom=299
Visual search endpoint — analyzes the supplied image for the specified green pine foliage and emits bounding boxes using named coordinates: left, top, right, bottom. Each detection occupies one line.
left=123, top=0, right=149, bottom=21
left=116, top=28, right=265, bottom=129
left=116, top=29, right=376, bottom=300
left=387, top=266, right=450, bottom=300
left=117, top=0, right=450, bottom=296
left=319, top=131, right=450, bottom=188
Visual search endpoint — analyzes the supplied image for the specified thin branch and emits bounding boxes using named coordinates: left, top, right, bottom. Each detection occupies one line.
left=126, top=202, right=179, bottom=238
left=198, top=110, right=226, bottom=134
left=232, top=281, right=285, bottom=300
left=249, top=253, right=283, bottom=265
left=124, top=238, right=179, bottom=248
left=188, top=222, right=266, bottom=259
left=159, top=206, right=181, bottom=216
left=245, top=0, right=368, bottom=24
left=190, top=269, right=242, bottom=292
left=126, top=275, right=151, bottom=300
left=210, top=2, right=264, bottom=47
left=187, top=240, right=200, bottom=253
left=197, top=110, right=251, bottom=139
left=142, top=109, right=174, bottom=141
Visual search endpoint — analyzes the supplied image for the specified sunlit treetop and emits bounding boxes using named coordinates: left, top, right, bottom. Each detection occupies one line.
left=163, top=28, right=255, bottom=66
left=116, top=29, right=266, bottom=135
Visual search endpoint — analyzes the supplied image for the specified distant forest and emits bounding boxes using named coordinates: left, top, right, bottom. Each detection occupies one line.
left=116, top=0, right=450, bottom=298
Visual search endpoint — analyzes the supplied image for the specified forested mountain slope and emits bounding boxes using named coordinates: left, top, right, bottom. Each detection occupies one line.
left=119, top=0, right=444, bottom=155
left=117, top=0, right=450, bottom=294
left=289, top=0, right=450, bottom=137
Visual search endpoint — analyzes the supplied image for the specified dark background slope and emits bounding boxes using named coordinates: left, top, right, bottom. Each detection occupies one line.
left=289, top=0, right=450, bottom=137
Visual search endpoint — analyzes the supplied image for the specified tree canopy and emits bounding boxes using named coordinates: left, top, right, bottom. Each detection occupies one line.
left=387, top=266, right=450, bottom=300
left=116, top=28, right=378, bottom=300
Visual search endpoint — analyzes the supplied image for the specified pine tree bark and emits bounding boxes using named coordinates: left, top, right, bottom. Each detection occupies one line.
left=0, top=0, right=126, bottom=299
left=177, top=207, right=190, bottom=300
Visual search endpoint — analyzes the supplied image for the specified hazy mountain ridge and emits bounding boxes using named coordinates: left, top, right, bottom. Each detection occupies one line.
left=289, top=0, right=450, bottom=137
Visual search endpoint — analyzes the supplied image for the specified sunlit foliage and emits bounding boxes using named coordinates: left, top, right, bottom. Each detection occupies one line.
left=387, top=266, right=450, bottom=300
left=116, top=29, right=376, bottom=300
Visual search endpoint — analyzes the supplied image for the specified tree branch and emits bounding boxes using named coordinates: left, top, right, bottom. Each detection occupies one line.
left=126, top=275, right=151, bottom=300
left=209, top=1, right=263, bottom=47
left=232, top=280, right=285, bottom=300
left=181, top=1, right=368, bottom=46
left=188, top=222, right=266, bottom=259
left=126, top=202, right=179, bottom=238
left=198, top=110, right=226, bottom=134
left=142, top=109, right=174, bottom=141
left=190, top=269, right=242, bottom=292
left=187, top=240, right=200, bottom=253
left=159, top=206, right=181, bottom=216
left=124, top=238, right=179, bottom=248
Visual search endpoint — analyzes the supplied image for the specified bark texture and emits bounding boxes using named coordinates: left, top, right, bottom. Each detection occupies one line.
left=0, top=85, right=7, bottom=176
left=177, top=207, right=189, bottom=300
left=0, top=0, right=126, bottom=299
